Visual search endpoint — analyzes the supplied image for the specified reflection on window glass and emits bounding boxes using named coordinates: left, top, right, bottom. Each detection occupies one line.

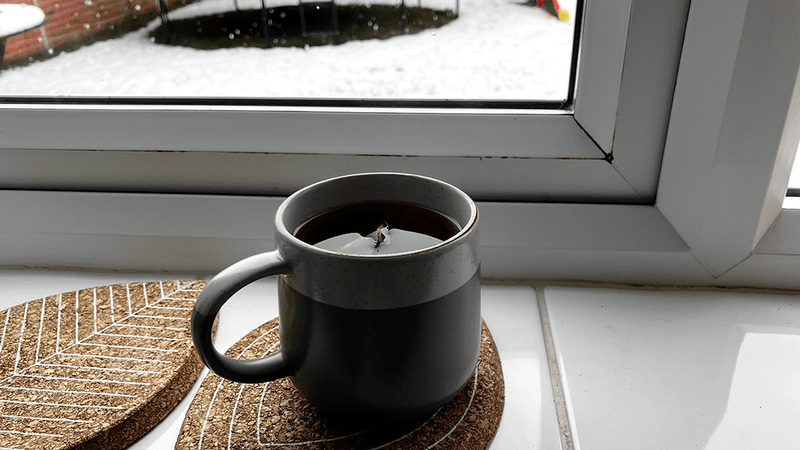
left=0, top=0, right=578, bottom=100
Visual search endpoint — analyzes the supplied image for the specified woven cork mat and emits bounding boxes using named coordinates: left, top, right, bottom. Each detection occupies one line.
left=177, top=317, right=504, bottom=450
left=0, top=280, right=207, bottom=450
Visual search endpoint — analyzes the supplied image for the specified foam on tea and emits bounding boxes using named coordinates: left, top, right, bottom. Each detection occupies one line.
left=294, top=201, right=461, bottom=255
left=313, top=225, right=444, bottom=255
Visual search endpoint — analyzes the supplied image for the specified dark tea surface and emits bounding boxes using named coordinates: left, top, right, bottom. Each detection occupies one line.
left=294, top=201, right=461, bottom=255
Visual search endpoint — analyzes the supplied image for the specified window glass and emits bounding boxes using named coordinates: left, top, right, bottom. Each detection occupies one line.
left=0, top=0, right=579, bottom=101
left=785, top=140, right=800, bottom=208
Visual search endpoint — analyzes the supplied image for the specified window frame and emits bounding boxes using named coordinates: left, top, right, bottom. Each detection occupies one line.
left=0, top=0, right=689, bottom=203
left=2, top=0, right=799, bottom=291
left=656, top=0, right=800, bottom=279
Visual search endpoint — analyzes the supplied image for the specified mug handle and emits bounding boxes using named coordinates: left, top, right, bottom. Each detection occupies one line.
left=191, top=250, right=293, bottom=383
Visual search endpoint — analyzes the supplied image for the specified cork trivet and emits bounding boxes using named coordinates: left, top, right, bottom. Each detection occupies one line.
left=0, top=280, right=208, bottom=450
left=177, top=318, right=504, bottom=450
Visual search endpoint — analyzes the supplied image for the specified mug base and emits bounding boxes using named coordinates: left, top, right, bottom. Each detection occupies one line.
left=299, top=373, right=472, bottom=420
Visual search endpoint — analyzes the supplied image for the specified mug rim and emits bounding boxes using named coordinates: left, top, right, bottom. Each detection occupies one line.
left=275, top=172, right=478, bottom=258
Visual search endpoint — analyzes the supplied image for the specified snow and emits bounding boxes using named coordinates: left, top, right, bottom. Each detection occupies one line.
left=0, top=0, right=577, bottom=100
left=0, top=4, right=45, bottom=39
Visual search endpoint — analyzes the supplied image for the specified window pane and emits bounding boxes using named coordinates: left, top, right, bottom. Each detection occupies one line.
left=785, top=138, right=800, bottom=209
left=0, top=0, right=579, bottom=101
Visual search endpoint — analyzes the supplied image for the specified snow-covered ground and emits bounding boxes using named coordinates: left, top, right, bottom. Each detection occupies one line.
left=0, top=0, right=576, bottom=99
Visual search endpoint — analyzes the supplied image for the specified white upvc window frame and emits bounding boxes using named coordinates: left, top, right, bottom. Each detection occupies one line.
left=1, top=0, right=799, bottom=291
left=655, top=0, right=800, bottom=283
left=0, top=0, right=687, bottom=202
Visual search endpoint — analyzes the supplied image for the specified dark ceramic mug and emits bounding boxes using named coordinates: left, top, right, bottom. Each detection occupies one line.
left=191, top=173, right=480, bottom=418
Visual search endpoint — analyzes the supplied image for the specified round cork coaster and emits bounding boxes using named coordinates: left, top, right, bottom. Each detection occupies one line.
left=0, top=280, right=207, bottom=450
left=177, top=318, right=504, bottom=450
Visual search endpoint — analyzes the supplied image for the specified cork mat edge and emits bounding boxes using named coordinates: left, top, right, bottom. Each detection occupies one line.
left=177, top=317, right=505, bottom=450
left=75, top=350, right=205, bottom=450
left=0, top=280, right=208, bottom=450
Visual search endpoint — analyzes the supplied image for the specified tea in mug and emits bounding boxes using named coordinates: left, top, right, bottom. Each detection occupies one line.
left=294, top=201, right=461, bottom=255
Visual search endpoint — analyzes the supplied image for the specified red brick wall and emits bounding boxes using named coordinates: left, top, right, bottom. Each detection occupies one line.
left=4, top=0, right=182, bottom=63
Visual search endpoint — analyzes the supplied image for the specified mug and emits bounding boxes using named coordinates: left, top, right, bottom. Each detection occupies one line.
left=191, top=172, right=481, bottom=418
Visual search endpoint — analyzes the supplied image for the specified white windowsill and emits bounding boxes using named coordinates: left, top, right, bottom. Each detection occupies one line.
left=0, top=268, right=559, bottom=449
left=2, top=268, right=797, bottom=449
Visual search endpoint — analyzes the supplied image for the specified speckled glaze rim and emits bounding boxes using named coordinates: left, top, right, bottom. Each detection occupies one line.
left=275, top=172, right=481, bottom=310
left=275, top=172, right=478, bottom=258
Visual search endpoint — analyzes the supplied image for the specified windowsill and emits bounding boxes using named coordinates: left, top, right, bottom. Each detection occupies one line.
left=0, top=269, right=559, bottom=449
left=1, top=268, right=798, bottom=449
